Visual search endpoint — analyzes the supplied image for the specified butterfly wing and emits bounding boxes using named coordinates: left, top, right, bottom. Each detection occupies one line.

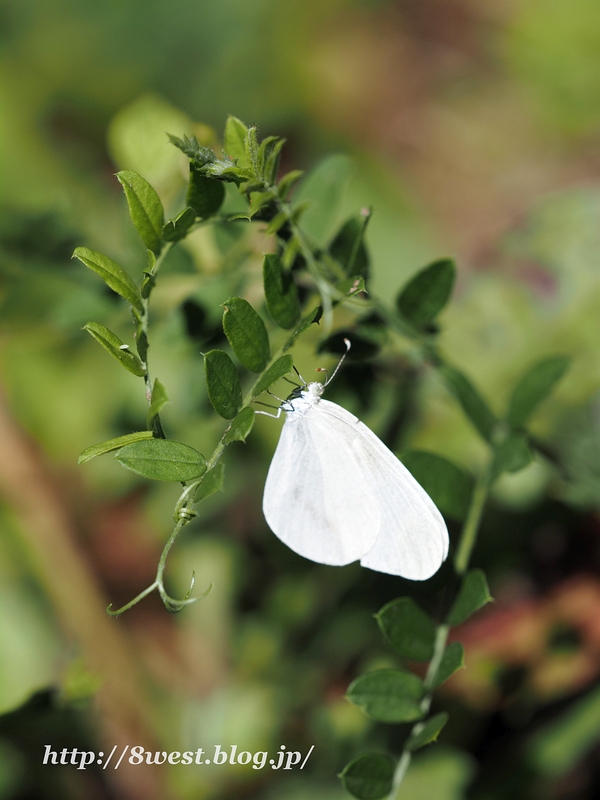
left=318, top=399, right=449, bottom=580
left=263, top=407, right=380, bottom=566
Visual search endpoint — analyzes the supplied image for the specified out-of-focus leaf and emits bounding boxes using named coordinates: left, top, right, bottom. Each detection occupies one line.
left=147, top=378, right=169, bottom=431
left=329, top=212, right=371, bottom=278
left=339, top=753, right=396, bottom=800
left=396, top=258, right=456, bottom=329
left=375, top=597, right=436, bottom=662
left=204, top=350, right=242, bottom=419
left=252, top=356, right=294, bottom=398
left=263, top=253, right=301, bottom=329
left=440, top=366, right=496, bottom=442
left=401, top=451, right=473, bottom=521
left=283, top=306, right=323, bottom=351
left=431, top=642, right=465, bottom=689
left=116, top=439, right=206, bottom=482
left=116, top=170, right=164, bottom=254
left=162, top=207, right=196, bottom=242
left=78, top=431, right=154, bottom=465
left=187, top=170, right=225, bottom=218
left=72, top=247, right=142, bottom=312
left=83, top=322, right=145, bottom=376
left=492, top=433, right=533, bottom=478
left=193, top=462, right=225, bottom=503
left=508, top=356, right=570, bottom=428
left=346, top=670, right=424, bottom=723
left=223, top=115, right=250, bottom=166
left=277, top=170, right=304, bottom=199
left=447, top=570, right=493, bottom=626
left=407, top=712, right=449, bottom=751
left=292, top=154, right=353, bottom=245
left=223, top=407, right=255, bottom=444
left=222, top=297, right=270, bottom=372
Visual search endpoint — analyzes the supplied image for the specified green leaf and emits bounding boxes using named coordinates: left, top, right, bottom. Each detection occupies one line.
left=277, top=169, right=304, bottom=199
left=447, top=569, right=493, bottom=626
left=339, top=754, right=396, bottom=800
left=492, top=433, right=533, bottom=478
left=508, top=356, right=570, bottom=429
left=332, top=275, right=367, bottom=307
left=407, top=713, right=449, bottom=752
left=222, top=297, right=270, bottom=372
left=400, top=451, right=473, bottom=521
left=244, top=126, right=260, bottom=176
left=116, top=170, right=164, bottom=255
left=439, top=365, right=496, bottom=442
left=252, top=355, right=294, bottom=398
left=115, top=439, right=206, bottom=482
left=263, top=253, right=301, bottom=329
left=83, top=322, right=145, bottom=376
left=329, top=212, right=371, bottom=278
left=193, top=462, right=225, bottom=503
left=223, top=406, right=255, bottom=445
left=204, top=350, right=242, bottom=419
left=162, top=207, right=196, bottom=242
left=187, top=169, right=225, bottom=218
left=262, top=137, right=285, bottom=185
left=72, top=247, right=142, bottom=312
left=376, top=597, right=437, bottom=662
left=223, top=115, right=250, bottom=166
left=78, top=431, right=154, bottom=465
left=292, top=154, right=353, bottom=245
left=346, top=669, right=424, bottom=723
left=431, top=642, right=465, bottom=689
left=147, top=378, right=169, bottom=431
left=283, top=305, right=323, bottom=351
left=396, top=258, right=456, bottom=329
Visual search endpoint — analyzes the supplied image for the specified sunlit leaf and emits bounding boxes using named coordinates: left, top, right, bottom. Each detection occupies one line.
left=72, top=247, right=142, bottom=312
left=116, top=170, right=164, bottom=254
left=78, top=431, right=154, bottom=465
left=116, top=439, right=206, bottom=482
left=83, top=322, right=145, bottom=376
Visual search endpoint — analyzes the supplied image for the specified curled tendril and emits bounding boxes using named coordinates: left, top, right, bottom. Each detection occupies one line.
left=158, top=573, right=213, bottom=614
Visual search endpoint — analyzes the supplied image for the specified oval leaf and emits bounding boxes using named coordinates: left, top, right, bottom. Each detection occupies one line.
left=508, top=356, right=570, bottom=429
left=73, top=247, right=143, bottom=312
left=329, top=212, right=371, bottom=279
left=222, top=297, right=270, bottom=372
left=162, top=206, right=196, bottom=242
left=83, top=322, right=145, bottom=376
left=224, top=115, right=250, bottom=166
left=407, top=712, right=449, bottom=751
left=204, top=350, right=242, bottom=419
left=396, top=258, right=456, bottom=328
left=376, top=597, right=437, bottom=662
left=252, top=355, right=294, bottom=398
left=401, top=451, right=473, bottom=521
left=193, top=462, right=225, bottom=504
left=187, top=170, right=225, bottom=218
left=431, top=641, right=465, bottom=689
left=492, top=433, right=533, bottom=478
left=339, top=754, right=396, bottom=800
left=346, top=669, right=424, bottom=723
left=447, top=569, right=493, bottom=627
left=78, top=431, right=154, bottom=465
left=263, top=253, right=301, bottom=329
left=115, top=439, right=206, bottom=482
left=116, top=170, right=164, bottom=255
left=440, top=365, right=496, bottom=442
left=223, top=406, right=255, bottom=445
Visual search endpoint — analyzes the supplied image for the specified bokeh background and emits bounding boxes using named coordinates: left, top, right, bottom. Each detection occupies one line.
left=2, top=0, right=600, bottom=798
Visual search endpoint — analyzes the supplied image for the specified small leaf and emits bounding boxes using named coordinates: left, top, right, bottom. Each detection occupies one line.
left=329, top=212, right=371, bottom=278
left=277, top=169, right=304, bottom=199
left=431, top=642, right=465, bottom=689
left=492, top=433, right=533, bottom=478
left=187, top=169, right=225, bottom=218
left=440, top=365, right=496, bottom=442
left=401, top=451, right=473, bottom=521
left=339, top=754, right=396, bottom=800
left=162, top=207, right=196, bottom=242
left=223, top=406, right=255, bottom=444
left=396, top=258, right=456, bottom=328
left=263, top=253, right=301, bottom=329
left=115, top=439, right=206, bottom=482
left=245, top=126, right=260, bottom=176
left=252, top=355, right=294, bottom=398
left=346, top=669, right=424, bottom=723
left=72, top=247, right=142, bottom=312
left=223, top=115, right=250, bottom=166
left=116, top=170, right=164, bottom=255
left=147, top=378, right=169, bottom=431
left=83, top=322, right=145, bottom=376
left=222, top=297, right=270, bottom=372
left=78, top=431, right=154, bottom=465
left=407, top=712, right=449, bottom=752
left=263, top=137, right=285, bottom=184
left=204, top=350, right=242, bottom=419
left=508, top=356, right=570, bottom=429
left=193, top=462, right=225, bottom=503
left=447, top=569, right=493, bottom=626
left=283, top=305, right=323, bottom=351
left=332, top=276, right=367, bottom=308
left=376, top=597, right=437, bottom=662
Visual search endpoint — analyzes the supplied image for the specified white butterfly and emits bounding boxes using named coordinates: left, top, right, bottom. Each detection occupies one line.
left=260, top=341, right=449, bottom=580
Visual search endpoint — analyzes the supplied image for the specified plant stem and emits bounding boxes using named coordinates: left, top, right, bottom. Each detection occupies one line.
left=454, top=464, right=491, bottom=576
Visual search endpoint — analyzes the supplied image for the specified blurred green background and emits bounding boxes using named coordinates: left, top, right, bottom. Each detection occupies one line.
left=2, top=0, right=600, bottom=798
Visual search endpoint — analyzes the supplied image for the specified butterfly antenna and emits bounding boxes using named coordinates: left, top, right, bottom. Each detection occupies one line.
left=293, top=365, right=307, bottom=387
left=323, top=338, right=351, bottom=387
